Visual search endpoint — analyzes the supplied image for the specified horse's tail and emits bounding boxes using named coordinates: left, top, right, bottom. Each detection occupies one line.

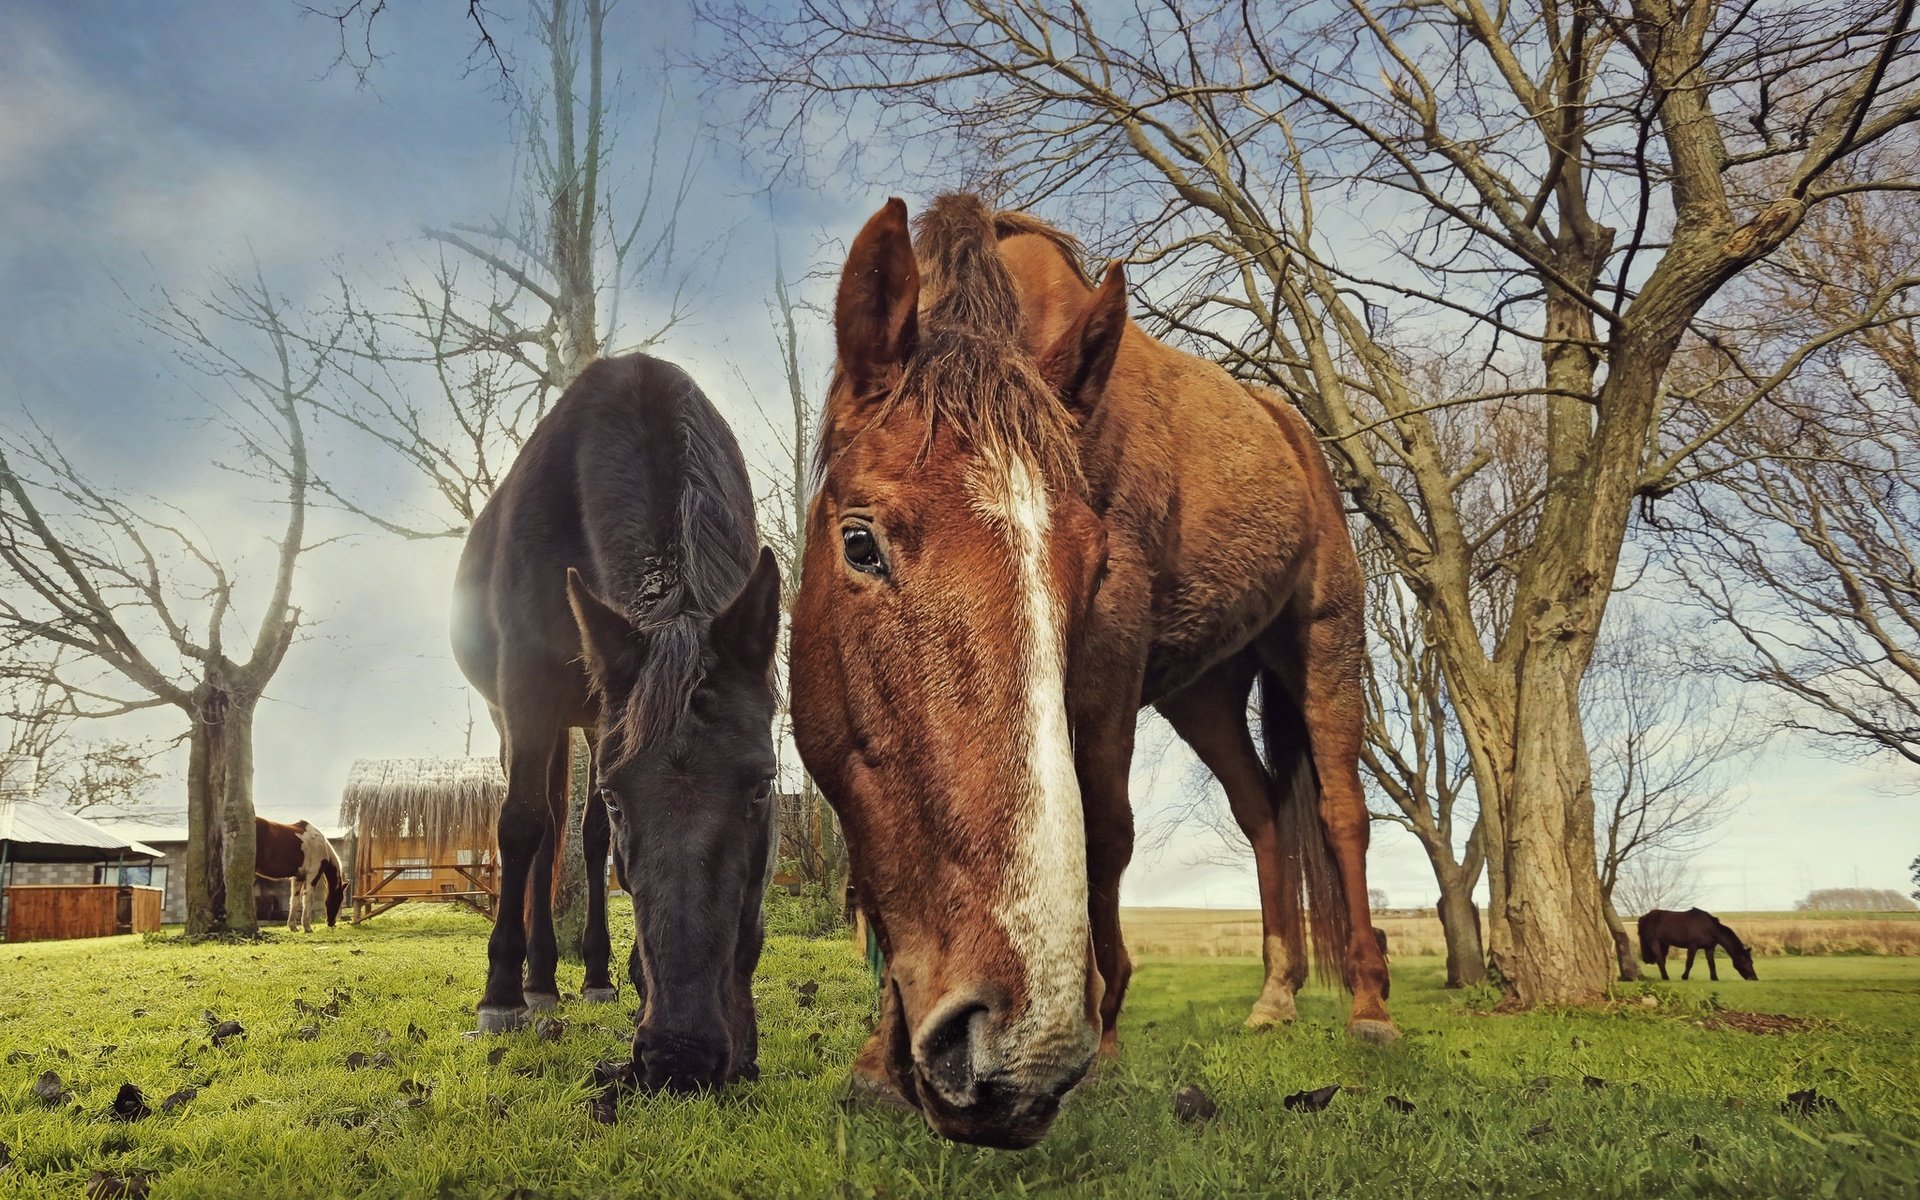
left=1259, top=667, right=1350, bottom=990
left=1637, top=914, right=1658, bottom=964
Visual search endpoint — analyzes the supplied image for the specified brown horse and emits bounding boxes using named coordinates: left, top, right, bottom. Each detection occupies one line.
left=790, top=195, right=1395, bottom=1148
left=452, top=353, right=781, bottom=1091
left=254, top=816, right=343, bottom=932
left=1638, top=908, right=1757, bottom=981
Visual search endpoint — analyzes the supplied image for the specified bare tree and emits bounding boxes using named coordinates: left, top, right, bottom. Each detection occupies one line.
left=743, top=247, right=847, bottom=892
left=1661, top=171, right=1920, bottom=767
left=1585, top=610, right=1760, bottom=977
left=310, top=0, right=703, bottom=540
left=1359, top=535, right=1488, bottom=986
left=1, top=650, right=71, bottom=779
left=1795, top=886, right=1918, bottom=910
left=54, top=738, right=164, bottom=821
left=302, top=0, right=513, bottom=92
left=0, top=268, right=324, bottom=936
left=706, top=0, right=1920, bottom=1005
left=304, top=0, right=708, bottom=956
left=1614, top=854, right=1690, bottom=917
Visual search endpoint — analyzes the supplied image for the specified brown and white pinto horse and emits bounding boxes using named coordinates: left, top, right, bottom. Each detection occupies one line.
left=255, top=816, right=344, bottom=932
left=790, top=195, right=1395, bottom=1148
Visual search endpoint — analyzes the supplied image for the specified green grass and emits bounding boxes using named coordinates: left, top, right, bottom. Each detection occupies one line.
left=3, top=910, right=1918, bottom=1198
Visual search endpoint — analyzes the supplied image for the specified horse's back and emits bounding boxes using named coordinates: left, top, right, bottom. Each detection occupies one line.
left=1090, top=293, right=1356, bottom=676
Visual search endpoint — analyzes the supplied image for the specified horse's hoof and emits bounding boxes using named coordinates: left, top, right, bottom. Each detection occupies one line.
left=581, top=987, right=619, bottom=1004
left=476, top=1006, right=530, bottom=1034
left=524, top=991, right=560, bottom=1013
left=1348, top=1018, right=1401, bottom=1044
left=843, top=1068, right=913, bottom=1112
left=1245, top=1002, right=1298, bottom=1029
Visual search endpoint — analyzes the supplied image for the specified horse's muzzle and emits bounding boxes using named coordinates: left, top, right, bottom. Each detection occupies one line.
left=906, top=989, right=1091, bottom=1148
left=632, top=1029, right=734, bottom=1094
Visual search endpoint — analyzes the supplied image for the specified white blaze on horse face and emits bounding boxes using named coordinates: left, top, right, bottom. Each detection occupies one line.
left=968, top=448, right=1095, bottom=1079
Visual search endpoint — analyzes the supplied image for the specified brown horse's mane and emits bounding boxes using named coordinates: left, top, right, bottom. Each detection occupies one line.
left=989, top=210, right=1094, bottom=286
left=819, top=195, right=1085, bottom=490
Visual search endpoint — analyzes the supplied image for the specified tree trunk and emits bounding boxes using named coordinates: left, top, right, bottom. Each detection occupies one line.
left=1494, top=643, right=1615, bottom=1004
left=220, top=694, right=259, bottom=936
left=550, top=728, right=591, bottom=963
left=1435, top=875, right=1486, bottom=988
left=183, top=685, right=228, bottom=938
left=182, top=678, right=260, bottom=937
left=1602, top=893, right=1641, bottom=982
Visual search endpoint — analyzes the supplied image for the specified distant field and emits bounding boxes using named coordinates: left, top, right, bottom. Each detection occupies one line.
left=1122, top=907, right=1920, bottom=958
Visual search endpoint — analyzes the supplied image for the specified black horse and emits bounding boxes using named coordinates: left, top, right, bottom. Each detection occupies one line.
left=1637, top=908, right=1758, bottom=981
left=452, top=353, right=780, bottom=1091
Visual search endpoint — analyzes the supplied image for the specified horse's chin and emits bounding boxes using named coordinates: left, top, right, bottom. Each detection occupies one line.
left=915, top=1082, right=1061, bottom=1150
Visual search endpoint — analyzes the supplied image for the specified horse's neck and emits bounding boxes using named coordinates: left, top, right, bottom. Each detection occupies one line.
left=1713, top=925, right=1742, bottom=952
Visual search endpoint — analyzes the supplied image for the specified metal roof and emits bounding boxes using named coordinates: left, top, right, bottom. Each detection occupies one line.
left=0, top=800, right=163, bottom=863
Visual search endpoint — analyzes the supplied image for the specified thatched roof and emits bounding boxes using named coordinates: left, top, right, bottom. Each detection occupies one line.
left=338, top=757, right=502, bottom=852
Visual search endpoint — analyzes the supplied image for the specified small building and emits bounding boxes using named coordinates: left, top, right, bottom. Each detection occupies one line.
left=0, top=798, right=164, bottom=941
left=338, top=757, right=503, bottom=922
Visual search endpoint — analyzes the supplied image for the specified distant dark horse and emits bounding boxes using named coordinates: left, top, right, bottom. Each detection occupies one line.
left=452, top=353, right=780, bottom=1092
left=255, top=817, right=343, bottom=932
left=1638, top=908, right=1757, bottom=981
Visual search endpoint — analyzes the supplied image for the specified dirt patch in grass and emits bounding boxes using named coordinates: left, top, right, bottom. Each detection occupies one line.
left=1697, top=1010, right=1822, bottom=1035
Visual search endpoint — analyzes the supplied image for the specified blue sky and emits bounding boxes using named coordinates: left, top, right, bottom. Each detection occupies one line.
left=0, top=1, right=1911, bottom=912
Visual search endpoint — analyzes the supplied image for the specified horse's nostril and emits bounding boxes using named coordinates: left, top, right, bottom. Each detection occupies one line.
left=921, top=1002, right=987, bottom=1100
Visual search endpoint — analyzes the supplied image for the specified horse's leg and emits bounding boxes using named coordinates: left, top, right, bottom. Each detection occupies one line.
left=1269, top=611, right=1397, bottom=1042
left=1683, top=947, right=1697, bottom=980
left=521, top=733, right=568, bottom=1010
left=1706, top=945, right=1719, bottom=981
left=580, top=730, right=617, bottom=1001
left=1082, top=727, right=1138, bottom=1058
left=287, top=877, right=301, bottom=932
left=1073, top=642, right=1146, bottom=1059
left=1157, top=655, right=1303, bottom=1029
left=846, top=910, right=912, bottom=1109
left=1656, top=943, right=1670, bottom=980
left=478, top=718, right=555, bottom=1032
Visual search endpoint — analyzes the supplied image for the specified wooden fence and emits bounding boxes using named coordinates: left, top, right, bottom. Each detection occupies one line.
left=2, top=884, right=163, bottom=941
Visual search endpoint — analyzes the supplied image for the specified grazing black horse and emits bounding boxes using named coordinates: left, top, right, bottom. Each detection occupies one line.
left=452, top=353, right=780, bottom=1091
left=1638, top=908, right=1758, bottom=981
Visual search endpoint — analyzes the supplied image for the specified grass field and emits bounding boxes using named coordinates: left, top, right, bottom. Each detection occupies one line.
left=3, top=908, right=1918, bottom=1198
left=1122, top=907, right=1920, bottom=958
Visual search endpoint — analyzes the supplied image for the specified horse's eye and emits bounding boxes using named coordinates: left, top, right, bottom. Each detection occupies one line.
left=598, top=787, right=620, bottom=815
left=750, top=778, right=773, bottom=808
left=842, top=523, right=887, bottom=576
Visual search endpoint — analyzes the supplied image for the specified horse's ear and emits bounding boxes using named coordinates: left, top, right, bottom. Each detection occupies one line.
left=1041, top=262, right=1129, bottom=415
left=567, top=568, right=644, bottom=698
left=835, top=197, right=919, bottom=397
left=712, top=547, right=781, bottom=677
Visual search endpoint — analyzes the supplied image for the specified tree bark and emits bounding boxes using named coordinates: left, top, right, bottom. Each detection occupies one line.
left=183, top=683, right=228, bottom=938
left=1434, top=872, right=1486, bottom=989
left=1495, top=640, right=1616, bottom=1004
left=551, top=728, right=591, bottom=963
left=1602, top=894, right=1641, bottom=982
left=220, top=693, right=259, bottom=936
left=183, top=677, right=261, bottom=937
